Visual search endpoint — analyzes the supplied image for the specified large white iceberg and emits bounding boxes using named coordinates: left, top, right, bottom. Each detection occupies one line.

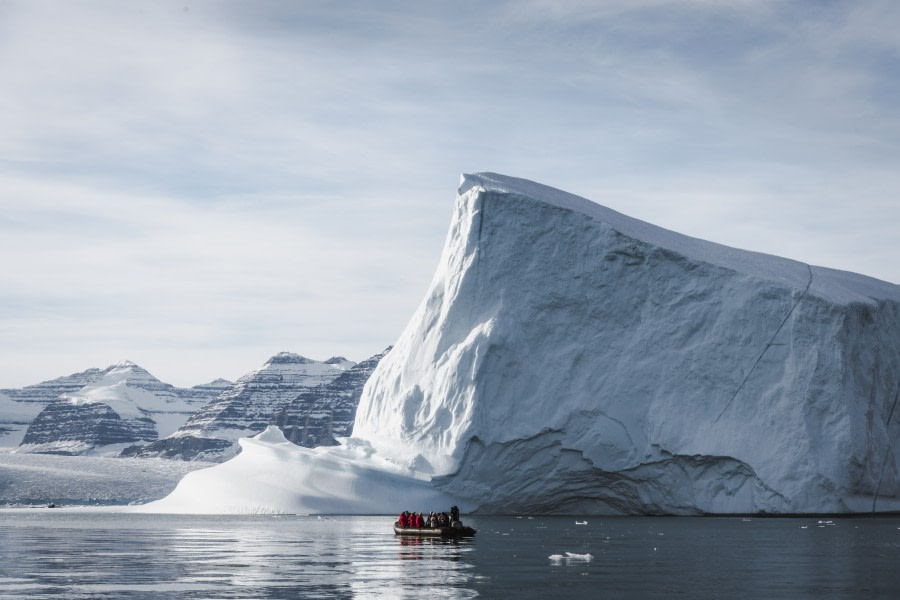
left=147, top=173, right=900, bottom=515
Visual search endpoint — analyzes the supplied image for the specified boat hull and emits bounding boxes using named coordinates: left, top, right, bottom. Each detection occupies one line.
left=393, top=523, right=476, bottom=538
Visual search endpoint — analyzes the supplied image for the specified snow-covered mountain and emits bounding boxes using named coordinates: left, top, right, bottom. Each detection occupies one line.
left=144, top=172, right=900, bottom=515
left=16, top=361, right=230, bottom=455
left=273, top=348, right=392, bottom=448
left=1, top=367, right=108, bottom=447
left=124, top=353, right=355, bottom=461
left=1, top=367, right=107, bottom=404
left=0, top=392, right=43, bottom=447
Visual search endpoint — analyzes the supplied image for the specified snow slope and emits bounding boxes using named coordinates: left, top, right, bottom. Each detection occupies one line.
left=146, top=172, right=900, bottom=515
left=135, top=426, right=455, bottom=514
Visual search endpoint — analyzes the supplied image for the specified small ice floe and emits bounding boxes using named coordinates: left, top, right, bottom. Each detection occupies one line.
left=741, top=518, right=752, bottom=522
left=575, top=520, right=588, bottom=525
left=549, top=552, right=593, bottom=563
left=800, top=525, right=808, bottom=529
left=565, top=552, right=593, bottom=561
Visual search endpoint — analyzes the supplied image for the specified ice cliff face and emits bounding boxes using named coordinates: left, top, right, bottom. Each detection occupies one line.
left=353, top=172, right=900, bottom=515
left=125, top=353, right=355, bottom=461
left=273, top=348, right=392, bottom=448
left=16, top=361, right=229, bottom=455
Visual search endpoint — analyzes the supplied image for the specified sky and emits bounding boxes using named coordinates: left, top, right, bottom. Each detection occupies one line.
left=1, top=0, right=899, bottom=389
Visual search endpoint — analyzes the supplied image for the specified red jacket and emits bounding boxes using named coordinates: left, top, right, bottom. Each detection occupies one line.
left=398, top=513, right=408, bottom=527
left=415, top=514, right=424, bottom=528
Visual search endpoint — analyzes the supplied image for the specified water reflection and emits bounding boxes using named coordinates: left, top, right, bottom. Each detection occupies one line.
left=1, top=513, right=898, bottom=598
left=0, top=513, right=479, bottom=599
left=349, top=535, right=476, bottom=599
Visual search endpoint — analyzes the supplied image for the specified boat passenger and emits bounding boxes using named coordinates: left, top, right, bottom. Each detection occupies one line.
left=415, top=512, right=424, bottom=528
left=398, top=511, right=409, bottom=528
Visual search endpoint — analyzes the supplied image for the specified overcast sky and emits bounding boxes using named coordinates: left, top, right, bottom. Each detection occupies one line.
left=2, top=0, right=898, bottom=388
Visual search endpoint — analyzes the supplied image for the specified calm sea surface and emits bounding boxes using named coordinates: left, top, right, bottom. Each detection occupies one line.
left=0, top=512, right=898, bottom=599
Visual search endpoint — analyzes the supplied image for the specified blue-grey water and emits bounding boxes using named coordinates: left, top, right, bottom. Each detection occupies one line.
left=0, top=513, right=898, bottom=599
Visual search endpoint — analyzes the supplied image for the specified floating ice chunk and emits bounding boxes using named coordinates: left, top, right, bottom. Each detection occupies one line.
left=575, top=520, right=588, bottom=525
left=564, top=552, right=593, bottom=561
left=549, top=552, right=593, bottom=563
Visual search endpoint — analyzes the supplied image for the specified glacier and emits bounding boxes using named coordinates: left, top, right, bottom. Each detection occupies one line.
left=146, top=173, right=900, bottom=515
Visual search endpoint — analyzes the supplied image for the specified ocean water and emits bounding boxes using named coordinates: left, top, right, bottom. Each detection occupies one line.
left=0, top=512, right=898, bottom=599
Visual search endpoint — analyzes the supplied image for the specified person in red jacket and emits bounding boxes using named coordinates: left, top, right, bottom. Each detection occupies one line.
left=398, top=511, right=408, bottom=527
left=415, top=512, right=424, bottom=528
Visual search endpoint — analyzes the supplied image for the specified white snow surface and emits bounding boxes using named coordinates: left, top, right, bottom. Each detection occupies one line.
left=137, top=426, right=459, bottom=515
left=148, top=172, right=900, bottom=515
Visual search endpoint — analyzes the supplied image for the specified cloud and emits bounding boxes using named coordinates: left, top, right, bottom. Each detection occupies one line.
left=0, top=174, right=442, bottom=386
left=0, top=0, right=897, bottom=387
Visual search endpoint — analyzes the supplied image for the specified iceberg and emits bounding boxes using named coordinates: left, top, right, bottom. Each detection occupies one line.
left=136, top=426, right=455, bottom=514
left=146, top=173, right=900, bottom=515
